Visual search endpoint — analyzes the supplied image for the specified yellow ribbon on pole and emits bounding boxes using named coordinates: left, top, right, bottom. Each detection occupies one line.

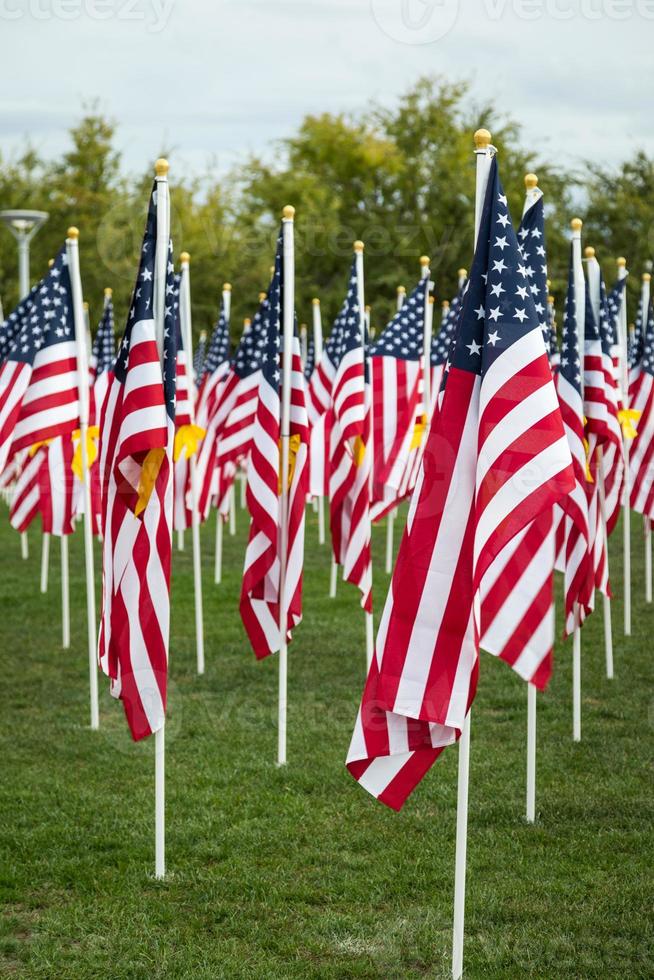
left=71, top=426, right=99, bottom=481
left=410, top=413, right=427, bottom=451
left=582, top=436, right=594, bottom=483
left=173, top=423, right=206, bottom=463
left=278, top=433, right=301, bottom=494
left=618, top=408, right=641, bottom=440
left=352, top=435, right=366, bottom=467
left=28, top=438, right=52, bottom=457
left=135, top=447, right=166, bottom=517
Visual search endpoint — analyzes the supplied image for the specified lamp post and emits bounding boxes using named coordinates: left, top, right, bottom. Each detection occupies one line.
left=0, top=209, right=49, bottom=299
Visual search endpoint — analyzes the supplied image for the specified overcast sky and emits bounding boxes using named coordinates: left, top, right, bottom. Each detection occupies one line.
left=1, top=0, right=653, bottom=177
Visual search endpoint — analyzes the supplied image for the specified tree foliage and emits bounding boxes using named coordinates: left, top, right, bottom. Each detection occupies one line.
left=0, top=78, right=650, bottom=343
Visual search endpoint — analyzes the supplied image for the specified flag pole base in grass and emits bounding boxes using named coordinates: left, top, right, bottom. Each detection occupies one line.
left=155, top=723, right=165, bottom=879
left=623, top=496, right=631, bottom=635
left=317, top=496, right=325, bottom=545
left=177, top=529, right=184, bottom=551
left=385, top=511, right=395, bottom=574
left=573, top=627, right=581, bottom=742
left=21, top=531, right=28, bottom=560
left=329, top=559, right=338, bottom=598
left=229, top=486, right=236, bottom=536
left=214, top=511, right=222, bottom=584
left=452, top=710, right=471, bottom=980
left=61, top=535, right=70, bottom=649
left=365, top=611, right=374, bottom=670
left=645, top=517, right=652, bottom=603
left=526, top=683, right=536, bottom=823
left=277, top=642, right=288, bottom=767
left=40, top=532, right=50, bottom=594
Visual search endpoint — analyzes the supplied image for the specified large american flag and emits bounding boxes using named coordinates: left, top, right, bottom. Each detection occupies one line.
left=240, top=230, right=309, bottom=657
left=629, top=297, right=654, bottom=519
left=328, top=253, right=372, bottom=612
left=479, top=190, right=557, bottom=689
left=346, top=157, right=574, bottom=809
left=98, top=178, right=176, bottom=742
left=555, top=248, right=593, bottom=635
left=0, top=248, right=79, bottom=475
left=369, top=276, right=429, bottom=522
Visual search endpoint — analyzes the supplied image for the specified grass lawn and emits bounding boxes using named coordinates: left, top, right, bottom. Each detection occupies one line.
left=0, top=499, right=652, bottom=978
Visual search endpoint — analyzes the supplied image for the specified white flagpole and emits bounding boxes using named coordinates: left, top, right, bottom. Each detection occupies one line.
left=616, top=257, right=631, bottom=634
left=641, top=272, right=652, bottom=603
left=452, top=129, right=494, bottom=980
left=61, top=535, right=70, bottom=648
left=66, top=227, right=99, bottom=728
left=585, top=245, right=613, bottom=679
left=278, top=205, right=295, bottom=767
left=300, top=323, right=308, bottom=364
left=385, top=285, right=406, bottom=574
left=177, top=529, right=184, bottom=550
left=522, top=173, right=543, bottom=818
left=21, top=530, right=28, bottom=559
left=312, top=297, right=326, bottom=546
left=40, top=532, right=50, bottom=593
left=571, top=217, right=585, bottom=735
left=153, top=158, right=171, bottom=879
left=214, top=509, right=223, bottom=584
left=457, top=267, right=467, bottom=291
left=354, top=240, right=374, bottom=670
left=329, top=559, right=338, bottom=597
left=179, top=252, right=205, bottom=676
left=229, top=484, right=236, bottom=535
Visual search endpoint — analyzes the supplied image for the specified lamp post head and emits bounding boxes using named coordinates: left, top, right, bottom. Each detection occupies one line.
left=0, top=209, right=49, bottom=242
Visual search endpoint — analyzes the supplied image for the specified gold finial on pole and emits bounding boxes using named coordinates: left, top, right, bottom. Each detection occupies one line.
left=155, top=158, right=169, bottom=176
left=353, top=240, right=364, bottom=253
left=570, top=218, right=583, bottom=231
left=259, top=291, right=267, bottom=302
left=48, top=258, right=54, bottom=268
left=180, top=251, right=190, bottom=264
left=104, top=287, right=112, bottom=298
left=524, top=173, right=538, bottom=189
left=67, top=226, right=79, bottom=240
left=223, top=282, right=231, bottom=291
left=473, top=128, right=491, bottom=149
left=458, top=268, right=467, bottom=279
left=584, top=246, right=595, bottom=259
left=312, top=297, right=320, bottom=306
left=442, top=299, right=450, bottom=309
left=282, top=205, right=295, bottom=220
left=616, top=257, right=627, bottom=268
left=397, top=285, right=406, bottom=295
left=420, top=255, right=430, bottom=268
left=643, top=273, right=652, bottom=283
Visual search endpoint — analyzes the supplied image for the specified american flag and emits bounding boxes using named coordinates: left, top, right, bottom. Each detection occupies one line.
left=194, top=296, right=269, bottom=520
left=38, top=436, right=79, bottom=536
left=0, top=248, right=79, bottom=475
left=554, top=248, right=592, bottom=635
left=369, top=276, right=429, bottom=522
left=98, top=178, right=176, bottom=742
left=597, top=272, right=626, bottom=535
left=240, top=229, right=309, bottom=657
left=172, top=274, right=195, bottom=532
left=479, top=188, right=557, bottom=689
left=629, top=298, right=654, bottom=519
left=346, top=157, right=574, bottom=809
left=328, top=252, right=371, bottom=612
left=9, top=448, right=45, bottom=533
left=195, top=293, right=231, bottom=430
left=89, top=295, right=115, bottom=425
left=303, top=335, right=315, bottom=381
left=430, top=289, right=463, bottom=415
left=192, top=330, right=206, bottom=384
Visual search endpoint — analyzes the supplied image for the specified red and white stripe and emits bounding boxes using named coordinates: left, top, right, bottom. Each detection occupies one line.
left=39, top=436, right=79, bottom=536
left=9, top=448, right=45, bottom=533
left=240, top=338, right=309, bottom=657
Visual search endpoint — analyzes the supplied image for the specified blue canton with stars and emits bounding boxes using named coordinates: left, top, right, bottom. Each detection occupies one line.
left=92, top=298, right=115, bottom=376
left=0, top=280, right=41, bottom=363
left=630, top=295, right=646, bottom=369
left=431, top=288, right=464, bottom=368
left=114, top=179, right=177, bottom=422
left=369, top=276, right=428, bottom=361
left=640, top=300, right=654, bottom=378
left=2, top=247, right=73, bottom=365
left=327, top=254, right=367, bottom=374
left=560, top=245, right=582, bottom=394
left=517, top=194, right=550, bottom=350
left=203, top=297, right=231, bottom=378
left=303, top=335, right=315, bottom=380
left=448, top=157, right=546, bottom=378
left=584, top=280, right=601, bottom=347
left=193, top=333, right=206, bottom=379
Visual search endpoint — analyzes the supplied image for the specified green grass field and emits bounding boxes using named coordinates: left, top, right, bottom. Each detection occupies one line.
left=0, top=501, right=652, bottom=978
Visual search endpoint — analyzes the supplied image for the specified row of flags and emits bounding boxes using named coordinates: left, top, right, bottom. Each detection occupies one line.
left=1, top=154, right=652, bottom=790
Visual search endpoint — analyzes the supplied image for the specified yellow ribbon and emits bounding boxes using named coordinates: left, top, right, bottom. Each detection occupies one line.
left=71, top=426, right=99, bottom=481
left=28, top=438, right=52, bottom=457
left=135, top=448, right=166, bottom=517
left=278, top=433, right=301, bottom=494
left=618, top=408, right=641, bottom=440
left=173, top=423, right=206, bottom=463
left=352, top=435, right=367, bottom=467
left=410, top=413, right=427, bottom=451
left=582, top=436, right=594, bottom=483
